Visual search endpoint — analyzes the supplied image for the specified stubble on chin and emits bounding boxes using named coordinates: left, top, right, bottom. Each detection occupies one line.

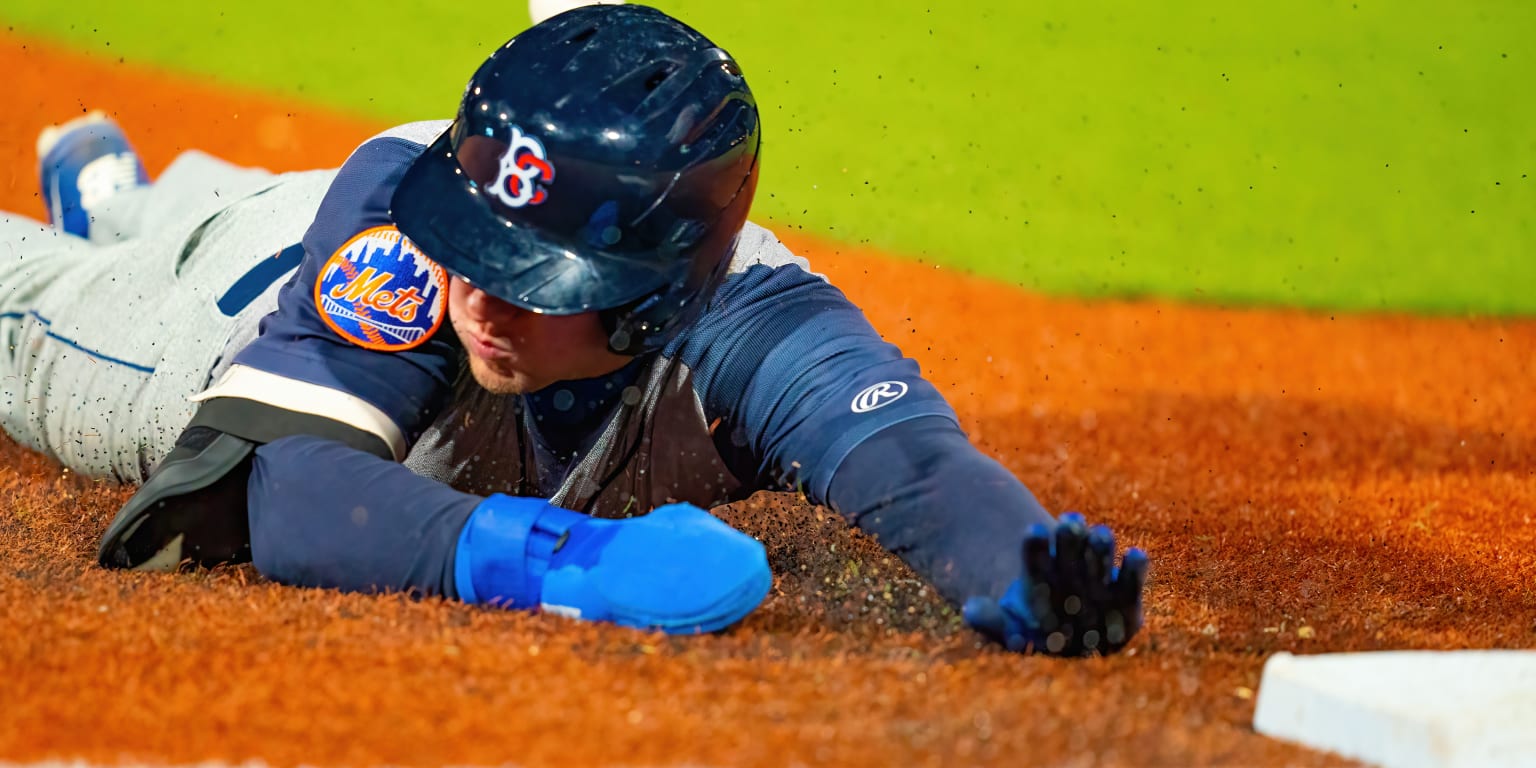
left=466, top=355, right=535, bottom=396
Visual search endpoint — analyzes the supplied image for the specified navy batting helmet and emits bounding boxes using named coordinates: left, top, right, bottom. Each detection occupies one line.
left=390, top=4, right=760, bottom=355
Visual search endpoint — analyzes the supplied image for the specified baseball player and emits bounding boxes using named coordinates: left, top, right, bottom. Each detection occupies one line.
left=2, top=5, right=1147, bottom=653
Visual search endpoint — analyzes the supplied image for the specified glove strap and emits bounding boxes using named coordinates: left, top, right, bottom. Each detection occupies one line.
left=454, top=494, right=587, bottom=607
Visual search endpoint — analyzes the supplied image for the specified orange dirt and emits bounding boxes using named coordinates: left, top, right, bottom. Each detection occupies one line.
left=3, top=29, right=1533, bottom=767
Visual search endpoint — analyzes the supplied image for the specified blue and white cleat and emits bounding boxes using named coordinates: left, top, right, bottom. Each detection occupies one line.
left=36, top=110, right=150, bottom=238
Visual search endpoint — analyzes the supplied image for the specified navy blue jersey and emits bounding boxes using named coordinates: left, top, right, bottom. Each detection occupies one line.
left=203, top=122, right=1053, bottom=606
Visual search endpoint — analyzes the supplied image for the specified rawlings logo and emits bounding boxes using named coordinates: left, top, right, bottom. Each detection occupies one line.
left=851, top=381, right=909, bottom=414
left=489, top=125, right=555, bottom=208
left=315, top=226, right=448, bottom=352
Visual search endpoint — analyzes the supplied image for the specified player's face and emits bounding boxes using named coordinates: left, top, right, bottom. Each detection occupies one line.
left=447, top=276, right=630, bottom=394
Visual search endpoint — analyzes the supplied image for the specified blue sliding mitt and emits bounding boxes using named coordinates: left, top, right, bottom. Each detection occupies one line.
left=454, top=495, right=772, bottom=634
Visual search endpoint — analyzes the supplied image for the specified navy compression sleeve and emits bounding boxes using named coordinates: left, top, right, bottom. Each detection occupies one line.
left=247, top=435, right=479, bottom=598
left=826, top=415, right=1054, bottom=605
left=672, top=256, right=1054, bottom=606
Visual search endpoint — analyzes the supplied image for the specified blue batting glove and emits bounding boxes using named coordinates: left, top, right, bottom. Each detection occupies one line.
left=962, top=512, right=1149, bottom=656
left=455, top=496, right=772, bottom=634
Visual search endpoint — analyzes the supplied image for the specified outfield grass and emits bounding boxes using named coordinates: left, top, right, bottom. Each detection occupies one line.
left=5, top=1, right=1533, bottom=314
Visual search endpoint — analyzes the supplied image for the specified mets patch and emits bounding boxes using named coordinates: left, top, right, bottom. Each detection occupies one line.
left=315, top=226, right=448, bottom=352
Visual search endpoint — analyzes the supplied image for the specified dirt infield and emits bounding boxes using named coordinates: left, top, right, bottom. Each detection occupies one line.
left=3, top=29, right=1534, bottom=767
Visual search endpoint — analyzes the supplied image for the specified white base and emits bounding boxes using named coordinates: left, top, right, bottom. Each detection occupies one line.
left=1253, top=650, right=1536, bottom=768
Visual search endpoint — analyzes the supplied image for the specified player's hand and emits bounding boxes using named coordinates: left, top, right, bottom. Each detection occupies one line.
left=962, top=512, right=1148, bottom=657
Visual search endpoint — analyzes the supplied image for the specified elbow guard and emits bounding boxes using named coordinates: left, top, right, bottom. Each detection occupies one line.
left=96, top=394, right=393, bottom=572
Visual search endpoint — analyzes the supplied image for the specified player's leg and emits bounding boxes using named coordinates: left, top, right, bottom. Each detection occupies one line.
left=0, top=214, right=108, bottom=465
left=0, top=110, right=155, bottom=474
left=1, top=119, right=329, bottom=481
left=0, top=204, right=209, bottom=480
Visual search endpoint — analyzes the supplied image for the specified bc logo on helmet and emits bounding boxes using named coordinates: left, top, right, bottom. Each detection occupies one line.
left=490, top=125, right=555, bottom=209
left=315, top=226, right=449, bottom=352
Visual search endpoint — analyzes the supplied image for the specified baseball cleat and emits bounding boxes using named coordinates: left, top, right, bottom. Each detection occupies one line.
left=37, top=110, right=150, bottom=239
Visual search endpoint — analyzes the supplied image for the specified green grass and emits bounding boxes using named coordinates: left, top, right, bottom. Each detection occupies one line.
left=6, top=1, right=1533, bottom=314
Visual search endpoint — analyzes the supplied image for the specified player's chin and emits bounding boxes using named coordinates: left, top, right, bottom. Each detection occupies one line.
left=467, top=357, right=539, bottom=395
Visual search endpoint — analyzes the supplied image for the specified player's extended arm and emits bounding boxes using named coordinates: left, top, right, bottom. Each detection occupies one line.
left=674, top=241, right=1147, bottom=656
left=826, top=415, right=1053, bottom=602
left=243, top=434, right=770, bottom=634
left=830, top=416, right=1148, bottom=656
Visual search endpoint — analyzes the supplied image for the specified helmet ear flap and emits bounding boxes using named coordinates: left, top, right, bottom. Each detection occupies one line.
left=601, top=244, right=734, bottom=356
left=601, top=297, right=658, bottom=356
left=599, top=154, right=756, bottom=356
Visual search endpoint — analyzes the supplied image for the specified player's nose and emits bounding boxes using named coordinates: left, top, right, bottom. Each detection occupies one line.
left=462, top=283, right=529, bottom=328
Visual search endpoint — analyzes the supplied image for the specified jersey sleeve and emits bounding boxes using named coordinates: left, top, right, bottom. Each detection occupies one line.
left=669, top=255, right=959, bottom=500
left=202, top=122, right=460, bottom=459
left=826, top=415, right=1054, bottom=604
left=247, top=434, right=479, bottom=598
left=668, top=226, right=1055, bottom=604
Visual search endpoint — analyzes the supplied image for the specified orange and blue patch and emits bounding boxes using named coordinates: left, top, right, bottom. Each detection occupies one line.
left=314, top=226, right=448, bottom=352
